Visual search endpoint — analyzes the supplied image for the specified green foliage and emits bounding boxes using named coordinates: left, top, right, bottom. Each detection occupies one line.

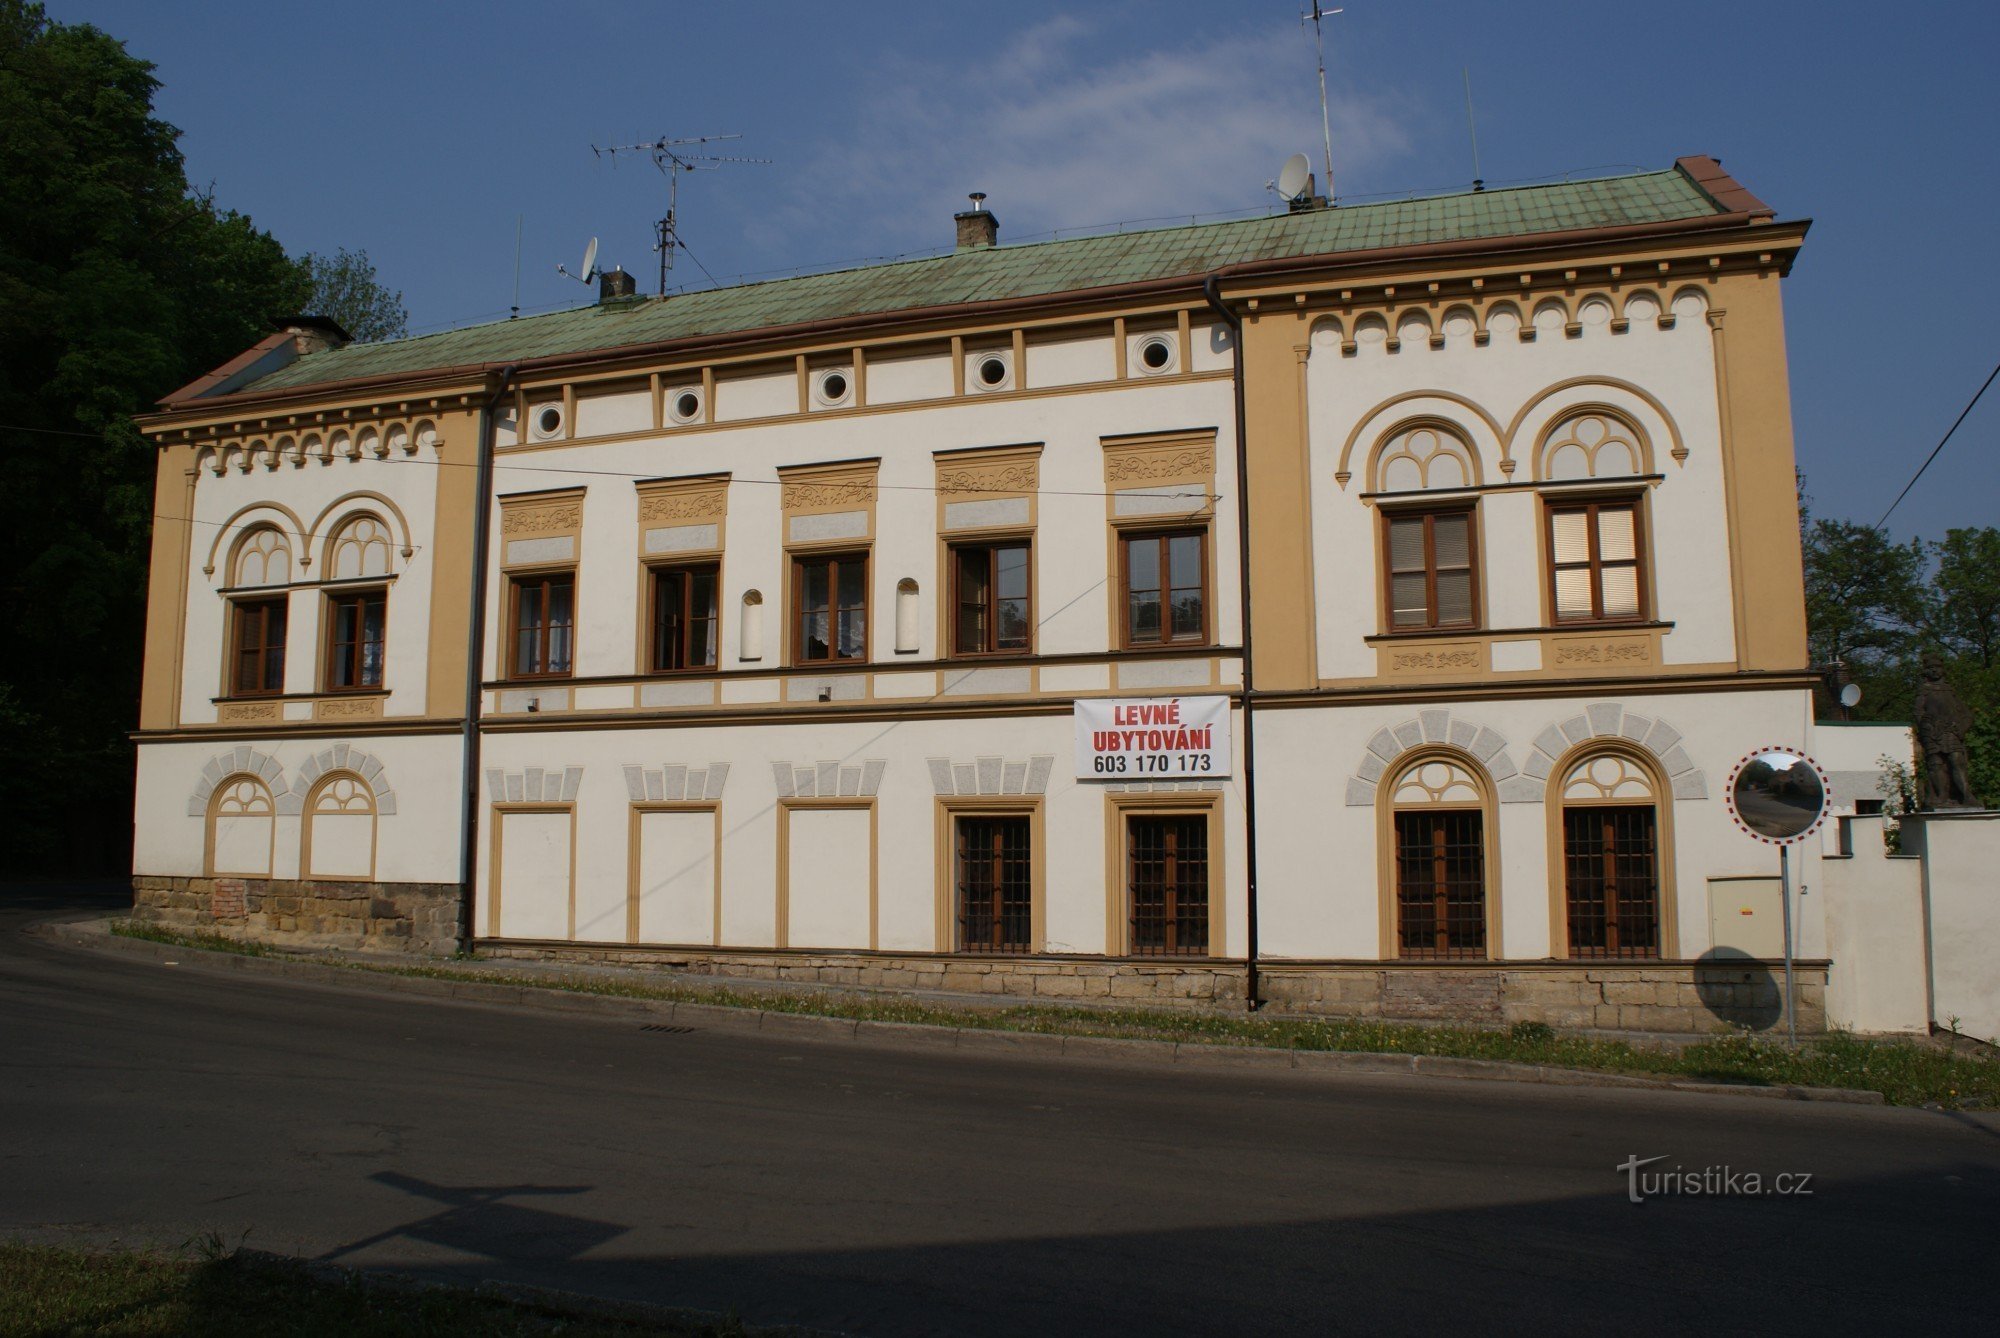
left=300, top=246, right=407, bottom=343
left=0, top=2, right=311, bottom=870
left=1800, top=514, right=1927, bottom=718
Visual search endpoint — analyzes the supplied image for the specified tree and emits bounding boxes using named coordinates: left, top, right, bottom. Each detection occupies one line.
left=1932, top=527, right=2000, bottom=672
left=1800, top=517, right=1927, bottom=717
left=300, top=246, right=407, bottom=343
left=0, top=1, right=311, bottom=870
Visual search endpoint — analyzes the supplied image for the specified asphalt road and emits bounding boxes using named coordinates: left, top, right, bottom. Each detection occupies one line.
left=3, top=885, right=1997, bottom=1337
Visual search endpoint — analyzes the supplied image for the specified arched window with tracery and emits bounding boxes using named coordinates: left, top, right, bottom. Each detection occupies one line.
left=1559, top=751, right=1663, bottom=958
left=233, top=527, right=292, bottom=587
left=327, top=514, right=393, bottom=580
left=207, top=775, right=274, bottom=877
left=1541, top=411, right=1644, bottom=481
left=1374, top=423, right=1478, bottom=492
left=1388, top=755, right=1490, bottom=958
left=305, top=772, right=377, bottom=879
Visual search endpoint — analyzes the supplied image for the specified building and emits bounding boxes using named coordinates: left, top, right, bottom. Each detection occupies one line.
left=132, top=156, right=1841, bottom=1033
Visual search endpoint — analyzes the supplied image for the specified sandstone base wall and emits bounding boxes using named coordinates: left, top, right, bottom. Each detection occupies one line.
left=130, top=875, right=462, bottom=955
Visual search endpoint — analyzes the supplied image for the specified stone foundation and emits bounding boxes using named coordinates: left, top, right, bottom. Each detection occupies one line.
left=130, top=875, right=463, bottom=955
left=474, top=940, right=1826, bottom=1035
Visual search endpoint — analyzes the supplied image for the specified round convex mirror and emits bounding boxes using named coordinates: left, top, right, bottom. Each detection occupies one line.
left=1727, top=748, right=1827, bottom=843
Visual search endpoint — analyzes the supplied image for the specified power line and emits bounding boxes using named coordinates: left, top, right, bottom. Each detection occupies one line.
left=1874, top=355, right=2000, bottom=531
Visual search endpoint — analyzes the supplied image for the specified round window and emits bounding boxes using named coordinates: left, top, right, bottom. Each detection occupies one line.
left=672, top=391, right=701, bottom=422
left=1139, top=337, right=1174, bottom=371
left=818, top=370, right=850, bottom=404
left=535, top=405, right=563, bottom=436
left=977, top=355, right=1008, bottom=387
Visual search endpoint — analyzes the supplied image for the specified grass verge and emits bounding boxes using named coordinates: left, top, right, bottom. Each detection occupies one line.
left=0, top=1242, right=745, bottom=1337
left=109, top=919, right=1998, bottom=1109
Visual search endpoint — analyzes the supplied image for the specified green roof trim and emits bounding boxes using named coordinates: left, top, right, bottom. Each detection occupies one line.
left=239, top=166, right=1733, bottom=397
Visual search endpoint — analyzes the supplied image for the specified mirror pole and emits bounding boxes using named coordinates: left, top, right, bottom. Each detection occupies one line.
left=1779, top=843, right=1796, bottom=1047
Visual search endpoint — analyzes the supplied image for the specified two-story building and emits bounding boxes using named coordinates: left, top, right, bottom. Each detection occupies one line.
left=131, top=157, right=1830, bottom=1031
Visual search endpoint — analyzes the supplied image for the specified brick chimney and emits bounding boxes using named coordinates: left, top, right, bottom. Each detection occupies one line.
left=954, top=192, right=998, bottom=250
left=599, top=267, right=637, bottom=303
left=273, top=315, right=352, bottom=354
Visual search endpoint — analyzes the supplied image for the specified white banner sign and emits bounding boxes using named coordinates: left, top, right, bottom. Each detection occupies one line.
left=1075, top=696, right=1232, bottom=779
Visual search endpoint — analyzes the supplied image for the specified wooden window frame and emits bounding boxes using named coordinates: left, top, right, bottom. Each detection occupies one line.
left=935, top=797, right=1045, bottom=954
left=322, top=586, right=388, bottom=692
left=507, top=570, right=576, bottom=681
left=790, top=550, right=869, bottom=666
left=1379, top=503, right=1481, bottom=633
left=645, top=562, right=720, bottom=674
left=228, top=595, right=289, bottom=698
left=1545, top=496, right=1647, bottom=626
left=1104, top=794, right=1223, bottom=958
left=1560, top=803, right=1663, bottom=960
left=947, top=538, right=1033, bottom=658
left=1118, top=527, right=1211, bottom=650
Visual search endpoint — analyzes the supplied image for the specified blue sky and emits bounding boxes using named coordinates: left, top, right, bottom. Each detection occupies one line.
left=51, top=0, right=2000, bottom=541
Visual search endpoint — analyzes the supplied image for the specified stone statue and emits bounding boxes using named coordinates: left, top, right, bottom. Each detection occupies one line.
left=1914, top=656, right=1979, bottom=809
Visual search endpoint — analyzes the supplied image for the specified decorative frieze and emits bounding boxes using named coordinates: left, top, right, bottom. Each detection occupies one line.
left=487, top=766, right=584, bottom=804
left=926, top=755, right=1055, bottom=797
left=623, top=762, right=730, bottom=804
left=771, top=758, right=885, bottom=799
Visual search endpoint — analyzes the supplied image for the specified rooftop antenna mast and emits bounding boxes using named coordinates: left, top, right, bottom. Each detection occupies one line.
left=1463, top=67, right=1484, bottom=191
left=591, top=133, right=770, bottom=295
left=1302, top=3, right=1343, bottom=203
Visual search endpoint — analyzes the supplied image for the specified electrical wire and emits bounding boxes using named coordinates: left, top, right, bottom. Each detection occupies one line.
left=1873, top=355, right=2000, bottom=531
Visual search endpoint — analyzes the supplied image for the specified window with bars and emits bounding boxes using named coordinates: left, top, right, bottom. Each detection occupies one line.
left=230, top=596, right=287, bottom=696
left=325, top=589, right=386, bottom=691
left=1563, top=805, right=1661, bottom=958
left=794, top=552, right=867, bottom=663
left=1127, top=814, right=1208, bottom=954
left=1393, top=810, right=1488, bottom=958
left=1121, top=530, right=1207, bottom=647
left=952, top=542, right=1031, bottom=656
left=509, top=572, right=575, bottom=678
left=1385, top=508, right=1478, bottom=630
left=1548, top=500, right=1644, bottom=623
left=649, top=565, right=719, bottom=672
left=955, top=815, right=1033, bottom=952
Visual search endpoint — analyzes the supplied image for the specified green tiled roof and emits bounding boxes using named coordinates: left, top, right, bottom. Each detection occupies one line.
left=242, top=166, right=1728, bottom=396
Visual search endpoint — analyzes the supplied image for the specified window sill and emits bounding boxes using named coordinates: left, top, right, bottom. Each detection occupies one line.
left=1364, top=621, right=1672, bottom=644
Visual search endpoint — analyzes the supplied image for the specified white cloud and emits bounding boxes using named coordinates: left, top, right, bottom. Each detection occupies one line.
left=765, top=15, right=1413, bottom=262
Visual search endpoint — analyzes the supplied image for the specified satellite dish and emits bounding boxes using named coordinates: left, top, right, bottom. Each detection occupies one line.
left=581, top=237, right=599, bottom=281
left=1277, top=153, right=1312, bottom=201
left=1840, top=682, right=1863, bottom=709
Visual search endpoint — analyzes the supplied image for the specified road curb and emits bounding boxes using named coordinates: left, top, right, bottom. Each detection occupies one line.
left=33, top=915, right=1888, bottom=1106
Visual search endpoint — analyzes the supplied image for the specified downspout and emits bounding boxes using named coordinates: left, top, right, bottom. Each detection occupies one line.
left=457, top=364, right=517, bottom=950
left=1203, top=275, right=1261, bottom=1012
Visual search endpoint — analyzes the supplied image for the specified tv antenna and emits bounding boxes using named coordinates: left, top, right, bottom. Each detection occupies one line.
left=1301, top=3, right=1343, bottom=203
left=591, top=133, right=770, bottom=295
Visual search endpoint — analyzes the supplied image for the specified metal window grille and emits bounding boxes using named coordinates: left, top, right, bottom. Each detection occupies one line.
left=1393, top=810, right=1488, bottom=958
left=1563, top=805, right=1660, bottom=958
left=956, top=816, right=1032, bottom=952
left=1127, top=815, right=1209, bottom=955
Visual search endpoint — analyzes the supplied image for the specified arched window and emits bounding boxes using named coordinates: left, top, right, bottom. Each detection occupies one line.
left=1387, top=755, right=1490, bottom=958
left=1542, top=411, right=1644, bottom=481
left=1559, top=751, right=1663, bottom=958
left=207, top=775, right=274, bottom=877
left=1375, top=424, right=1477, bottom=492
left=233, top=527, right=292, bottom=587
left=327, top=514, right=393, bottom=580
left=304, top=772, right=377, bottom=879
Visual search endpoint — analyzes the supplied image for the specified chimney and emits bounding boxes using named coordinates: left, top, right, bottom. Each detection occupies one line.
left=954, top=192, right=998, bottom=250
left=273, top=315, right=352, bottom=354
left=598, top=267, right=637, bottom=303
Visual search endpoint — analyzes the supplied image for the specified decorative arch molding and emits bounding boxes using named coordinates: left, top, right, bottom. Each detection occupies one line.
left=1520, top=702, right=1707, bottom=801
left=772, top=758, right=886, bottom=799
left=304, top=491, right=416, bottom=570
left=202, top=501, right=308, bottom=579
left=1335, top=391, right=1508, bottom=489
left=287, top=744, right=398, bottom=815
left=1506, top=377, right=1688, bottom=474
left=623, top=761, right=731, bottom=803
left=1367, top=417, right=1484, bottom=492
left=187, top=747, right=287, bottom=817
left=487, top=765, right=582, bottom=804
left=1345, top=709, right=1532, bottom=805
left=1532, top=404, right=1655, bottom=481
